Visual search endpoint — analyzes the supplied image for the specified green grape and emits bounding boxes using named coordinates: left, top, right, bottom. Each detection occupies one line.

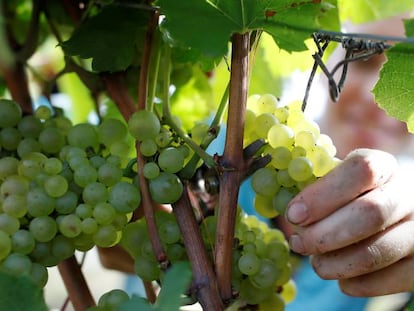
left=2, top=194, right=27, bottom=218
left=157, top=147, right=185, bottom=174
left=106, top=155, right=121, bottom=167
left=93, top=225, right=119, bottom=247
left=0, top=127, right=22, bottom=150
left=287, top=156, right=314, bottom=182
left=17, top=137, right=42, bottom=158
left=149, top=172, right=183, bottom=204
left=250, top=259, right=279, bottom=288
left=35, top=105, right=52, bottom=120
left=26, top=187, right=55, bottom=217
left=51, top=235, right=75, bottom=260
left=308, top=145, right=336, bottom=177
left=0, top=99, right=22, bottom=128
left=112, top=213, right=128, bottom=230
left=72, top=234, right=95, bottom=252
left=270, top=146, right=292, bottom=170
left=158, top=220, right=181, bottom=245
left=266, top=241, right=290, bottom=264
left=109, top=181, right=141, bottom=213
left=239, top=278, right=273, bottom=305
left=89, top=155, right=106, bottom=169
left=120, top=221, right=148, bottom=258
left=18, top=152, right=46, bottom=179
left=0, top=214, right=20, bottom=234
left=281, top=279, right=297, bottom=304
left=277, top=169, right=296, bottom=188
left=98, top=163, right=123, bottom=186
left=75, top=203, right=93, bottom=219
left=274, top=107, right=289, bottom=124
left=0, top=157, right=19, bottom=180
left=64, top=146, right=87, bottom=161
left=98, top=118, right=128, bottom=148
left=67, top=123, right=99, bottom=150
left=30, top=262, right=49, bottom=287
left=140, top=139, right=158, bottom=157
left=290, top=146, right=307, bottom=158
left=110, top=141, right=130, bottom=158
left=1, top=253, right=32, bottom=276
left=18, top=115, right=43, bottom=138
left=274, top=263, right=292, bottom=286
left=43, top=157, right=63, bottom=175
left=256, top=93, right=279, bottom=114
left=317, top=133, right=337, bottom=157
left=267, top=124, right=294, bottom=149
left=11, top=229, right=35, bottom=254
left=73, top=165, right=98, bottom=187
left=55, top=191, right=78, bottom=214
left=246, top=94, right=261, bottom=112
left=238, top=252, right=261, bottom=276
left=81, top=217, right=98, bottom=234
left=272, top=188, right=296, bottom=215
left=93, top=202, right=116, bottom=225
left=128, top=110, right=161, bottom=141
left=134, top=256, right=160, bottom=281
left=29, top=216, right=58, bottom=242
left=0, top=231, right=12, bottom=260
left=143, top=162, right=160, bottom=179
left=258, top=293, right=285, bottom=311
left=82, top=182, right=109, bottom=205
left=68, top=155, right=90, bottom=171
left=58, top=214, right=82, bottom=238
left=38, top=127, right=65, bottom=154
left=44, top=174, right=68, bottom=197
left=98, top=289, right=130, bottom=310
left=251, top=167, right=280, bottom=197
left=254, top=194, right=278, bottom=218
left=242, top=242, right=257, bottom=253
left=295, top=130, right=316, bottom=150
left=155, top=129, right=171, bottom=148
left=253, top=113, right=279, bottom=138
left=166, top=243, right=185, bottom=261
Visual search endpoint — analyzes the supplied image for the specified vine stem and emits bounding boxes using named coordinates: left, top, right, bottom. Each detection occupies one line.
left=172, top=185, right=224, bottom=311
left=57, top=255, right=95, bottom=311
left=214, top=32, right=250, bottom=302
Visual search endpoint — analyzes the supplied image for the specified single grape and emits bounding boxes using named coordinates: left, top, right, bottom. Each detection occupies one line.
left=250, top=258, right=279, bottom=288
left=73, top=165, right=98, bottom=187
left=128, top=110, right=161, bottom=141
left=148, top=172, right=183, bottom=204
left=253, top=113, right=279, bottom=138
left=1, top=253, right=32, bottom=276
left=109, top=181, right=141, bottom=213
left=0, top=157, right=19, bottom=180
left=0, top=214, right=20, bottom=234
left=0, top=231, right=12, bottom=260
left=26, top=187, right=56, bottom=217
left=287, top=156, right=314, bottom=182
left=238, top=252, right=261, bottom=276
left=2, top=194, right=27, bottom=218
left=44, top=174, right=68, bottom=198
left=93, top=225, right=119, bottom=248
left=93, top=202, right=116, bottom=225
left=55, top=191, right=78, bottom=214
left=38, top=127, right=65, bottom=154
left=267, top=123, right=294, bottom=149
left=0, top=127, right=22, bottom=150
left=29, top=216, right=58, bottom=242
left=157, top=147, right=184, bottom=174
left=256, top=93, right=279, bottom=114
left=11, top=229, right=36, bottom=254
left=158, top=220, right=181, bottom=244
left=98, top=289, right=130, bottom=309
left=51, top=234, right=75, bottom=260
left=30, top=262, right=49, bottom=287
left=98, top=163, right=123, bottom=186
left=133, top=256, right=160, bottom=281
left=82, top=182, right=109, bottom=205
left=98, top=118, right=128, bottom=148
left=143, top=162, right=160, bottom=179
left=43, top=157, right=63, bottom=175
left=0, top=99, right=22, bottom=128
left=270, top=146, right=292, bottom=170
left=35, top=105, right=52, bottom=120
left=67, top=123, right=99, bottom=150
left=17, top=137, right=42, bottom=158
left=251, top=167, right=280, bottom=197
left=140, top=139, right=158, bottom=157
left=58, top=214, right=82, bottom=238
left=18, top=115, right=43, bottom=138
left=253, top=194, right=278, bottom=218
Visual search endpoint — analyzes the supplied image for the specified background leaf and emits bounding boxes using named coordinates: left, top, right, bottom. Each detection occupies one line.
left=373, top=19, right=414, bottom=132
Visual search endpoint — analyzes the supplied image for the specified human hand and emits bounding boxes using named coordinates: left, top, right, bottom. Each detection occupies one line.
left=285, top=148, right=414, bottom=296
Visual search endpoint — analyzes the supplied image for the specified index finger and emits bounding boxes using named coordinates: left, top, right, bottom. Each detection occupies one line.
left=285, top=148, right=397, bottom=226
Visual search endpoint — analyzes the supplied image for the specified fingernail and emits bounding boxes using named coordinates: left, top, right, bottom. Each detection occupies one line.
left=289, top=234, right=306, bottom=254
left=286, top=202, right=308, bottom=224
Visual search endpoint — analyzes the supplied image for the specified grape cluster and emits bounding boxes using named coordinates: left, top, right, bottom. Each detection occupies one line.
left=128, top=110, right=189, bottom=204
left=0, top=99, right=140, bottom=286
left=245, top=94, right=340, bottom=218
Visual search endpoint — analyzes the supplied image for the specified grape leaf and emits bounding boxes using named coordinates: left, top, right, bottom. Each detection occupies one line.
left=61, top=4, right=149, bottom=72
left=338, top=0, right=414, bottom=24
left=0, top=272, right=48, bottom=311
left=157, top=0, right=339, bottom=58
left=373, top=19, right=414, bottom=132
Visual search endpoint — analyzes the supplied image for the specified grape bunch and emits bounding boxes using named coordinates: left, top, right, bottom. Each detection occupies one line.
left=245, top=94, right=340, bottom=218
left=0, top=99, right=140, bottom=286
left=128, top=110, right=189, bottom=204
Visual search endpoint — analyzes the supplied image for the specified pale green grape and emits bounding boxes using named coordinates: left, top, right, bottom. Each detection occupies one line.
left=133, top=256, right=160, bottom=281
left=158, top=220, right=181, bottom=245
left=277, top=169, right=296, bottom=188
left=35, top=105, right=52, bottom=120
left=75, top=203, right=93, bottom=219
left=1, top=253, right=32, bottom=276
left=128, top=110, right=161, bottom=141
left=26, top=187, right=55, bottom=217
left=98, top=118, right=128, bottom=148
left=93, top=225, right=119, bottom=247
left=0, top=157, right=19, bottom=180
left=0, top=214, right=20, bottom=234
left=270, top=146, right=292, bottom=170
left=109, top=141, right=130, bottom=158
left=44, top=174, right=68, bottom=197
left=73, top=165, right=98, bottom=187
left=308, top=145, right=336, bottom=177
left=81, top=218, right=98, bottom=234
left=51, top=235, right=75, bottom=260
left=254, top=113, right=279, bottom=138
left=143, top=162, right=160, bottom=179
left=251, top=167, right=280, bottom=197
left=267, top=124, right=294, bottom=149
left=29, top=262, right=49, bottom=287
left=38, top=127, right=65, bottom=154
left=290, top=146, right=307, bottom=158
left=258, top=293, right=285, bottom=311
left=287, top=156, right=314, bottom=182
left=273, top=107, right=289, bottom=124
left=17, top=138, right=42, bottom=158
left=239, top=278, right=273, bottom=305
left=2, top=194, right=27, bottom=218
left=0, top=127, right=22, bottom=150
left=155, top=129, right=171, bottom=148
left=295, top=130, right=316, bottom=150
left=140, top=139, right=158, bottom=157
left=58, top=214, right=82, bottom=238
left=250, top=258, right=279, bottom=288
left=43, top=157, right=63, bottom=175
left=272, top=188, right=296, bottom=215
left=98, top=289, right=130, bottom=310
left=253, top=194, right=278, bottom=218
left=98, top=162, right=123, bottom=187
left=93, top=202, right=116, bottom=225
left=18, top=115, right=43, bottom=138
left=82, top=182, right=109, bottom=205
left=55, top=191, right=78, bottom=214
left=256, top=93, right=279, bottom=114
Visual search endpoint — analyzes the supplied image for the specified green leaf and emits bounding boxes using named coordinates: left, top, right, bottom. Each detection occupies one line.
left=373, top=19, right=414, bottom=132
left=61, top=4, right=149, bottom=72
left=157, top=0, right=340, bottom=57
left=338, top=0, right=414, bottom=24
left=0, top=272, right=48, bottom=311
left=154, top=261, right=193, bottom=311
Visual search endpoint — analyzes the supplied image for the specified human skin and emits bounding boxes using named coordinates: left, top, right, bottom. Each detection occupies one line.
left=285, top=15, right=414, bottom=296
